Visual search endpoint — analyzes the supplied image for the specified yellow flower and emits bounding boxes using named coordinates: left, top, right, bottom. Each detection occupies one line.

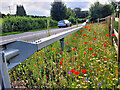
left=79, top=76, right=81, bottom=78
left=101, top=69, right=103, bottom=71
left=84, top=86, right=88, bottom=88
left=115, top=55, right=117, bottom=57
left=103, top=75, right=104, bottom=77
left=96, top=58, right=98, bottom=59
left=107, top=78, right=109, bottom=79
left=114, top=65, right=118, bottom=67
left=72, top=83, right=74, bottom=85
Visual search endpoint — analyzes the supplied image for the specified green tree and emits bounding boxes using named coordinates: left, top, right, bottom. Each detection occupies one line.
left=50, top=0, right=67, bottom=21
left=66, top=8, right=75, bottom=19
left=89, top=2, right=114, bottom=21
left=16, top=5, right=27, bottom=16
left=73, top=8, right=81, bottom=18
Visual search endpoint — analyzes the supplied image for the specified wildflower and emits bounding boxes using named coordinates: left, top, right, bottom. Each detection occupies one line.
left=93, top=38, right=96, bottom=40
left=76, top=34, right=78, bottom=36
left=99, top=32, right=101, bottom=33
left=86, top=79, right=89, bottom=81
left=68, top=71, right=71, bottom=74
left=39, top=51, right=42, bottom=53
left=89, top=48, right=93, bottom=51
left=81, top=69, right=87, bottom=74
left=52, top=48, right=55, bottom=50
left=84, top=42, right=87, bottom=44
left=59, top=48, right=61, bottom=50
left=88, top=29, right=91, bottom=31
left=77, top=65, right=80, bottom=67
left=60, top=51, right=63, bottom=54
left=83, top=79, right=86, bottom=82
left=72, top=48, right=75, bottom=51
left=112, top=34, right=115, bottom=36
left=81, top=29, right=83, bottom=31
left=66, top=41, right=69, bottom=43
left=26, top=40, right=29, bottom=42
left=84, top=52, right=86, bottom=54
left=93, top=31, right=96, bottom=33
left=71, top=69, right=75, bottom=73
left=99, top=83, right=102, bottom=86
left=33, top=70, right=35, bottom=73
left=74, top=71, right=80, bottom=75
left=55, top=33, right=56, bottom=35
left=83, top=34, right=86, bottom=36
left=116, top=71, right=119, bottom=74
left=104, top=41, right=107, bottom=43
left=38, top=78, right=40, bottom=81
left=60, top=61, right=63, bottom=65
left=78, top=76, right=81, bottom=78
left=104, top=45, right=107, bottom=47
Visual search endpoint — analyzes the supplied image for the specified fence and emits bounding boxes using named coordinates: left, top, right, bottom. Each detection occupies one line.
left=98, top=14, right=120, bottom=61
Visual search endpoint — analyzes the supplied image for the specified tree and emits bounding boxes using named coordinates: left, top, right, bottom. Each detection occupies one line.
left=89, top=2, right=114, bottom=21
left=50, top=0, right=67, bottom=21
left=66, top=8, right=75, bottom=19
left=16, top=5, right=27, bottom=16
left=73, top=8, right=81, bottom=18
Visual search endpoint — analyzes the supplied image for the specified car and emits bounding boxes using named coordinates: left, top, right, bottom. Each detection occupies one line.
left=58, top=20, right=72, bottom=28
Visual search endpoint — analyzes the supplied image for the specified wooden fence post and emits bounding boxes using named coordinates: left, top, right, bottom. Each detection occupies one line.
left=117, top=13, right=120, bottom=61
left=108, top=16, right=111, bottom=35
left=111, top=15, right=115, bottom=45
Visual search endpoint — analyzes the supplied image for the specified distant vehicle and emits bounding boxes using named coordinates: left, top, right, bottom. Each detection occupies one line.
left=58, top=20, right=72, bottom=28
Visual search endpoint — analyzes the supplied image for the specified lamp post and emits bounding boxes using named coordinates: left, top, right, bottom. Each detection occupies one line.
left=116, top=6, right=119, bottom=18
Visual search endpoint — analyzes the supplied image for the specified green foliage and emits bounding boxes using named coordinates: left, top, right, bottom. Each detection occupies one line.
left=68, top=17, right=76, bottom=24
left=66, top=8, right=75, bottom=19
left=2, top=16, right=57, bottom=33
left=50, top=1, right=67, bottom=21
left=89, top=2, right=114, bottom=21
left=16, top=5, right=27, bottom=16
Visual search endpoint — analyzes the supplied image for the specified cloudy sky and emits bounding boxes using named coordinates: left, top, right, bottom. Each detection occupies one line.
left=1, top=0, right=119, bottom=16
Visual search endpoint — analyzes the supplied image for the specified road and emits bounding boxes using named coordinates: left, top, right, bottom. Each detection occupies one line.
left=0, top=24, right=82, bottom=46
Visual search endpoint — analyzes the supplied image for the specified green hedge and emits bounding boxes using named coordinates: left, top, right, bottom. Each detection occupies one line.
left=2, top=16, right=58, bottom=33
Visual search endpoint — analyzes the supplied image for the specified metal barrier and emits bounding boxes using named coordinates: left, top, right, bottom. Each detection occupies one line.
left=0, top=20, right=88, bottom=89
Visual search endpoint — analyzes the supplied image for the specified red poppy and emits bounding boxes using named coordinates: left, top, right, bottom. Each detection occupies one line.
left=62, top=58, right=64, bottom=60
left=76, top=34, right=78, bottom=36
left=88, top=29, right=91, bottom=31
left=116, top=71, right=119, bottom=74
left=111, top=78, right=113, bottom=81
left=60, top=61, right=63, bottom=65
left=83, top=79, right=86, bottom=81
left=112, top=34, right=115, bottom=36
left=104, top=45, right=107, bottom=47
left=84, top=52, right=86, bottom=54
left=89, top=48, right=93, bottom=51
left=59, top=48, right=61, bottom=50
left=52, top=48, right=55, bottom=50
left=89, top=57, right=91, bottom=60
left=74, top=71, right=80, bottom=75
left=92, top=53, right=95, bottom=56
left=100, top=37, right=101, bottom=39
left=99, top=32, right=101, bottom=33
left=104, top=41, right=107, bottom=43
left=60, top=51, right=63, bottom=53
left=84, top=42, right=87, bottom=44
left=83, top=34, right=86, bottom=36
left=38, top=78, right=40, bottom=81
left=93, top=38, right=96, bottom=40
left=72, top=48, right=75, bottom=51
left=26, top=40, right=29, bottom=42
left=81, top=69, right=87, bottom=74
left=105, top=34, right=109, bottom=37
left=107, top=58, right=109, bottom=60
left=93, top=31, right=96, bottom=33
left=81, top=29, right=83, bottom=31
left=39, top=51, right=42, bottom=53
left=103, top=58, right=106, bottom=61
left=55, top=33, right=56, bottom=35
left=77, top=65, right=80, bottom=67
left=71, top=69, right=75, bottom=73
left=66, top=41, right=69, bottom=43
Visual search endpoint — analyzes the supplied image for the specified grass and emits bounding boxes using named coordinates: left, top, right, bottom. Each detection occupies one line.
left=8, top=23, right=119, bottom=88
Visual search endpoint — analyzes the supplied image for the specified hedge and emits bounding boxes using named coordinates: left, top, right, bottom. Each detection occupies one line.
left=2, top=16, right=58, bottom=33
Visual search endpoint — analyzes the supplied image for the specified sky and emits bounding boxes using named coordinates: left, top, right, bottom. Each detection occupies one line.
left=1, top=0, right=120, bottom=16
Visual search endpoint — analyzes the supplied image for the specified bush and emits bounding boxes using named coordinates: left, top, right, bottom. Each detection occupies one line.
left=68, top=17, right=76, bottom=24
left=2, top=16, right=58, bottom=33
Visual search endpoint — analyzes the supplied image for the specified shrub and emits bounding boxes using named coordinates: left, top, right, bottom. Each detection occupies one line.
left=2, top=16, right=58, bottom=33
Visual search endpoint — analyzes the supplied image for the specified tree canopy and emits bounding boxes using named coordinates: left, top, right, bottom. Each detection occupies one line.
left=16, top=5, right=27, bottom=16
left=50, top=1, right=67, bottom=21
left=89, top=2, right=114, bottom=21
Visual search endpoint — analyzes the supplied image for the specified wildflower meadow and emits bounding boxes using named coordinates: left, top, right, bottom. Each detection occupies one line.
left=9, top=23, right=119, bottom=88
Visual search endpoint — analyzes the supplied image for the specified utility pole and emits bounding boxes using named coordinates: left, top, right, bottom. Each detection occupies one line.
left=8, top=6, right=11, bottom=14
